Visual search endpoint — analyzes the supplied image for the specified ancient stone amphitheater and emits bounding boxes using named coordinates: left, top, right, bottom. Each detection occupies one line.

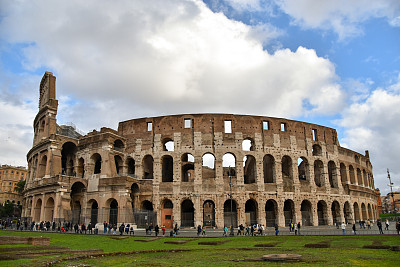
left=22, top=72, right=377, bottom=228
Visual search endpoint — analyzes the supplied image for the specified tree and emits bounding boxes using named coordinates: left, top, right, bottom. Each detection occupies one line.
left=14, top=180, right=26, bottom=194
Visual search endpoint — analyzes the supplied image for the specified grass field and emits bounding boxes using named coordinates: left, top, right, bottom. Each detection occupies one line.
left=0, top=230, right=399, bottom=266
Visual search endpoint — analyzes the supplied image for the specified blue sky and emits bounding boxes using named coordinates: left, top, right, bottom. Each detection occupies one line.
left=0, top=0, right=399, bottom=195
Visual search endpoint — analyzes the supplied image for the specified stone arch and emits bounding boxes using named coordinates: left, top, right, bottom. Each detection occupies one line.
left=314, top=160, right=324, bottom=187
left=265, top=199, right=278, bottom=227
left=143, top=155, right=154, bottom=179
left=44, top=197, right=54, bottom=222
left=340, top=163, right=347, bottom=185
left=130, top=183, right=140, bottom=211
left=242, top=138, right=254, bottom=151
left=181, top=199, right=194, bottom=227
left=245, top=199, right=258, bottom=225
left=77, top=157, right=84, bottom=178
left=363, top=169, right=368, bottom=187
left=126, top=157, right=135, bottom=176
left=263, top=154, right=275, bottom=183
left=61, top=142, right=77, bottom=176
left=328, top=161, right=338, bottom=188
left=162, top=155, right=173, bottom=182
left=317, top=200, right=328, bottom=225
left=353, top=202, right=360, bottom=222
left=312, top=144, right=322, bottom=156
left=367, top=203, right=372, bottom=220
left=91, top=153, right=102, bottom=174
left=361, top=203, right=367, bottom=220
left=298, top=157, right=309, bottom=181
left=331, top=200, right=341, bottom=225
left=301, top=200, right=313, bottom=226
left=34, top=198, right=42, bottom=222
left=182, top=153, right=194, bottom=182
left=243, top=155, right=256, bottom=184
left=224, top=199, right=238, bottom=228
left=202, top=153, right=215, bottom=179
left=161, top=199, right=173, bottom=229
left=70, top=182, right=85, bottom=224
left=203, top=200, right=216, bottom=227
left=108, top=199, right=118, bottom=225
left=38, top=154, right=47, bottom=178
left=344, top=201, right=352, bottom=224
left=114, top=155, right=123, bottom=175
left=282, top=156, right=293, bottom=191
left=283, top=199, right=295, bottom=226
left=223, top=153, right=236, bottom=176
left=349, top=165, right=356, bottom=184
left=357, top=168, right=363, bottom=186
left=88, top=199, right=98, bottom=224
left=113, top=139, right=124, bottom=151
left=141, top=200, right=153, bottom=211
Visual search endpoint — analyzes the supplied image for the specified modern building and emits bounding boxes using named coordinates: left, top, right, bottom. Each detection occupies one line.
left=22, top=72, right=378, bottom=227
left=0, top=165, right=27, bottom=205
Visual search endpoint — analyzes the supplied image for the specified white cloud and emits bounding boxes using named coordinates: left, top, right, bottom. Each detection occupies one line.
left=338, top=75, right=400, bottom=195
left=273, top=0, right=400, bottom=39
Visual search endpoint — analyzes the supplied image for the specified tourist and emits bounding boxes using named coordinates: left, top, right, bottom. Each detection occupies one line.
left=119, top=223, right=125, bottom=235
left=223, top=226, right=228, bottom=237
left=161, top=225, right=165, bottom=236
left=87, top=223, right=92, bottom=234
left=155, top=224, right=159, bottom=237
left=341, top=222, right=346, bottom=235
left=174, top=224, right=179, bottom=235
left=112, top=224, right=117, bottom=235
left=125, top=224, right=130, bottom=235
left=294, top=223, right=298, bottom=235
left=103, top=222, right=108, bottom=234
left=74, top=223, right=79, bottom=233
left=385, top=219, right=389, bottom=230
left=297, top=222, right=301, bottom=235
left=352, top=223, right=356, bottom=235
left=367, top=219, right=371, bottom=229
left=377, top=220, right=384, bottom=234
left=274, top=224, right=279, bottom=236
left=197, top=225, right=202, bottom=236
left=108, top=223, right=112, bottom=234
left=130, top=226, right=135, bottom=236
left=149, top=223, right=153, bottom=235
left=202, top=225, right=206, bottom=236
left=396, top=220, right=400, bottom=235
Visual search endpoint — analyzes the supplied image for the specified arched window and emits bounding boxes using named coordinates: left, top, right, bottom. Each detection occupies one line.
left=242, top=138, right=254, bottom=151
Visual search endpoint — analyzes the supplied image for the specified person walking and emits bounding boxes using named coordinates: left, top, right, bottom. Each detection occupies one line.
left=385, top=219, right=389, bottom=230
left=341, top=222, right=346, bottom=235
left=202, top=225, right=206, bottom=236
left=377, top=220, right=384, bottom=234
left=155, top=224, right=159, bottom=237
left=294, top=223, right=298, bottom=235
left=352, top=223, right=357, bottom=235
left=396, top=220, right=400, bottom=235
left=223, top=226, right=228, bottom=237
left=103, top=222, right=108, bottom=234
left=197, top=225, right=202, bottom=236
left=161, top=225, right=166, bottom=236
left=297, top=222, right=301, bottom=235
left=367, top=219, right=371, bottom=229
left=275, top=224, right=279, bottom=236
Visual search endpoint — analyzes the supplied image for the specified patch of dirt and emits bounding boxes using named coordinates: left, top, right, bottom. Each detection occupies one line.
left=0, top=246, right=66, bottom=253
left=198, top=240, right=230, bottom=245
left=305, top=241, right=331, bottom=248
left=254, top=242, right=279, bottom=247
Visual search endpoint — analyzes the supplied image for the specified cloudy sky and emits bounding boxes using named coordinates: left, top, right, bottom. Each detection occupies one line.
left=0, top=0, right=399, bottom=195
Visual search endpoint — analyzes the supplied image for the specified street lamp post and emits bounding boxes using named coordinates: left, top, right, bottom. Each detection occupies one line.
left=228, top=166, right=235, bottom=236
left=387, top=169, right=396, bottom=213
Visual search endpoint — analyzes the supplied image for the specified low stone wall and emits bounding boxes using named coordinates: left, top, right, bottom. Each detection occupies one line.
left=0, top=236, right=50, bottom=246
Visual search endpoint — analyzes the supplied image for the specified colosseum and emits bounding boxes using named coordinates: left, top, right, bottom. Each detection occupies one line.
left=22, top=72, right=378, bottom=229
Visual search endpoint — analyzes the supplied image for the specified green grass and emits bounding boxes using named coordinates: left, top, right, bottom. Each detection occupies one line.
left=0, top=231, right=399, bottom=266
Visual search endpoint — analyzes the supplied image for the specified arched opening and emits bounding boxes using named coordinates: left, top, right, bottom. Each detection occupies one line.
left=44, top=197, right=54, bottom=222
left=314, top=160, right=324, bottom=187
left=77, top=157, right=84, bottom=178
left=135, top=200, right=156, bottom=228
left=142, top=200, right=153, bottom=211
left=282, top=156, right=293, bottom=191
left=328, top=161, right=337, bottom=188
left=182, top=153, right=194, bottom=182
left=162, top=138, right=174, bottom=151
left=361, top=203, right=367, bottom=220
left=317, top=201, right=328, bottom=225
left=357, top=168, right=363, bottom=186
left=161, top=199, right=173, bottom=229
left=301, top=200, right=313, bottom=226
left=367, top=203, right=372, bottom=220
left=263, top=154, right=275, bottom=183
left=298, top=157, right=309, bottom=181
left=283, top=200, right=295, bottom=226
left=38, top=155, right=47, bottom=178
left=114, top=155, right=123, bottom=175
left=113, top=139, right=124, bottom=151
left=202, top=153, right=215, bottom=179
left=265, top=200, right=277, bottom=227
left=162, top=155, right=173, bottom=182
left=143, top=155, right=154, bottom=179
left=363, top=169, right=368, bottom=187
left=245, top=199, right=258, bottom=226
left=130, top=183, right=139, bottom=212
left=353, top=202, right=360, bottom=222
left=224, top=199, right=238, bottom=228
left=70, top=182, right=85, bottom=224
left=344, top=201, right=352, bottom=224
left=223, top=153, right=236, bottom=177
left=109, top=199, right=118, bottom=226
left=91, top=153, right=102, bottom=174
left=61, top=142, right=77, bottom=176
left=331, top=201, right=341, bottom=225
left=127, top=157, right=135, bottom=177
left=34, top=199, right=42, bottom=222
left=203, top=200, right=215, bottom=227
left=349, top=165, right=356, bottom=184
left=340, top=163, right=347, bottom=185
left=242, top=138, right=254, bottom=151
left=89, top=200, right=98, bottom=224
left=243, top=155, right=256, bottom=184
left=181, top=199, right=194, bottom=227
left=312, top=144, right=322, bottom=156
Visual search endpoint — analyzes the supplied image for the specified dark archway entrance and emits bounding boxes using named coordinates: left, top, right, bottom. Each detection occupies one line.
left=245, top=199, right=258, bottom=225
left=203, top=200, right=215, bottom=227
left=317, top=201, right=327, bottom=225
left=284, top=200, right=295, bottom=226
left=109, top=199, right=118, bottom=226
left=224, top=199, right=238, bottom=228
left=265, top=200, right=277, bottom=227
left=301, top=200, right=313, bottom=226
left=161, top=199, right=173, bottom=229
left=331, top=201, right=341, bottom=225
left=181, top=199, right=194, bottom=227
left=90, top=200, right=98, bottom=224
